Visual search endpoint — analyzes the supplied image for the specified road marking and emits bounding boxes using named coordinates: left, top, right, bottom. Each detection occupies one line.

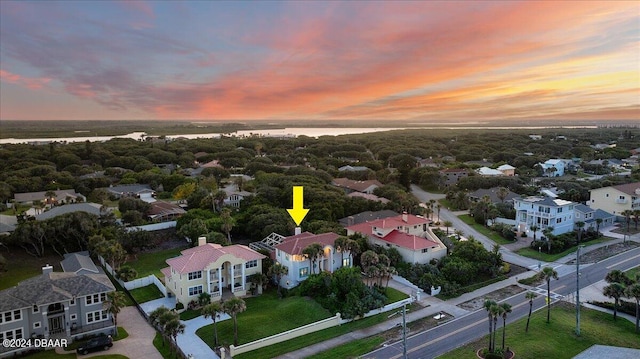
left=606, top=252, right=640, bottom=269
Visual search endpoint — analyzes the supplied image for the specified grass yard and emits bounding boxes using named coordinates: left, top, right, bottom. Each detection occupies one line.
left=129, top=284, right=164, bottom=304
left=625, top=266, right=639, bottom=279
left=0, top=250, right=63, bottom=290
left=179, top=308, right=202, bottom=320
left=153, top=332, right=173, bottom=359
left=458, top=214, right=512, bottom=245
left=307, top=336, right=385, bottom=359
left=125, top=246, right=186, bottom=279
left=437, top=303, right=640, bottom=359
left=516, top=237, right=612, bottom=262
left=196, top=289, right=332, bottom=349
left=385, top=287, right=410, bottom=304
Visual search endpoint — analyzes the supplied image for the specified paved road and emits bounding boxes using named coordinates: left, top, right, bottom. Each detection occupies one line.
left=365, top=246, right=640, bottom=359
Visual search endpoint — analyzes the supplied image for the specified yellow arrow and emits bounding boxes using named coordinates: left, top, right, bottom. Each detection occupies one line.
left=287, top=186, right=310, bottom=226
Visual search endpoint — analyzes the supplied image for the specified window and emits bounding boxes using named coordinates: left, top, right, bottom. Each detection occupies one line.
left=619, top=195, right=625, bottom=200
left=188, top=285, right=203, bottom=296
left=0, top=310, right=21, bottom=324
left=0, top=328, right=23, bottom=341
left=70, top=298, right=75, bottom=306
left=33, top=305, right=39, bottom=313
left=342, top=258, right=351, bottom=267
left=70, top=314, right=77, bottom=321
left=422, top=248, right=429, bottom=253
left=556, top=218, right=562, bottom=224
left=557, top=208, right=563, bottom=213
left=86, top=293, right=106, bottom=305
left=34, top=322, right=41, bottom=329
left=87, top=310, right=108, bottom=323
left=245, top=260, right=258, bottom=269
left=188, top=271, right=202, bottom=280
left=299, top=267, right=309, bottom=278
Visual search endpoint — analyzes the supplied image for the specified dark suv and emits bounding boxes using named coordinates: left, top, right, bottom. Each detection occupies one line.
left=76, top=335, right=113, bottom=355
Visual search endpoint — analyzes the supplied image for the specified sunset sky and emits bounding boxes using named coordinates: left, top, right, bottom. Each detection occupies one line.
left=0, top=1, right=638, bottom=122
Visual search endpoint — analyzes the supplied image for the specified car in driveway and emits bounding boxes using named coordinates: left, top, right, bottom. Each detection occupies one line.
left=76, top=335, right=113, bottom=355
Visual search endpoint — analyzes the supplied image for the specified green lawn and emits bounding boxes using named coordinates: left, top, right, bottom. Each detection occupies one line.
left=437, top=303, right=640, bottom=359
left=233, top=310, right=393, bottom=359
left=125, top=246, right=187, bottom=279
left=197, top=289, right=332, bottom=349
left=307, top=336, right=385, bottom=359
left=626, top=266, right=640, bottom=279
left=516, top=237, right=612, bottom=262
left=153, top=332, right=173, bottom=359
left=384, top=287, right=409, bottom=304
left=458, top=214, right=512, bottom=245
left=179, top=308, right=202, bottom=320
left=129, top=284, right=165, bottom=304
left=0, top=251, right=63, bottom=290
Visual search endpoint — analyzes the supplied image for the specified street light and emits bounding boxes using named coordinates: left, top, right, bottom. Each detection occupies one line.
left=388, top=302, right=410, bottom=359
left=575, top=245, right=584, bottom=336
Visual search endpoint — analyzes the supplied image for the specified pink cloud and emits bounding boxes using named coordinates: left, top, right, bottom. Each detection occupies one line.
left=0, top=69, right=51, bottom=90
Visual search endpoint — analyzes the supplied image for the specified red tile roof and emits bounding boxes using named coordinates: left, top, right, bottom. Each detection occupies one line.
left=166, top=244, right=265, bottom=274
left=275, top=232, right=339, bottom=256
left=380, top=229, right=439, bottom=250
left=346, top=214, right=430, bottom=234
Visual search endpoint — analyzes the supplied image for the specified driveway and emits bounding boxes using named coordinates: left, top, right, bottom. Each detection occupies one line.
left=57, top=306, right=163, bottom=359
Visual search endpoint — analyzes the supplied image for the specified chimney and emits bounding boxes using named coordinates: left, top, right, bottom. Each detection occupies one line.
left=198, top=236, right=207, bottom=246
left=347, top=216, right=354, bottom=226
left=42, top=264, right=53, bottom=275
left=402, top=212, right=408, bottom=223
left=295, top=227, right=302, bottom=235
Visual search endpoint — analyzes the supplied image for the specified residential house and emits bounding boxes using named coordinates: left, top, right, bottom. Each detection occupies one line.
left=223, top=184, right=252, bottom=208
left=0, top=215, right=17, bottom=236
left=0, top=254, right=116, bottom=357
left=338, top=210, right=399, bottom=227
left=163, top=238, right=265, bottom=305
left=273, top=232, right=353, bottom=289
left=347, top=192, right=390, bottom=204
left=538, top=159, right=567, bottom=177
left=468, top=188, right=519, bottom=204
left=147, top=201, right=186, bottom=222
left=338, top=165, right=369, bottom=172
left=529, top=135, right=542, bottom=140
left=417, top=158, right=439, bottom=168
left=476, top=167, right=504, bottom=176
left=105, top=184, right=155, bottom=200
left=573, top=204, right=615, bottom=231
left=588, top=182, right=640, bottom=217
left=439, top=168, right=468, bottom=186
left=346, top=213, right=447, bottom=264
left=514, top=196, right=576, bottom=236
left=13, top=189, right=86, bottom=206
left=34, top=203, right=104, bottom=221
left=331, top=178, right=382, bottom=194
left=496, top=164, right=516, bottom=176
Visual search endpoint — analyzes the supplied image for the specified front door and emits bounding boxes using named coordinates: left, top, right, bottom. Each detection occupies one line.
left=48, top=315, right=65, bottom=334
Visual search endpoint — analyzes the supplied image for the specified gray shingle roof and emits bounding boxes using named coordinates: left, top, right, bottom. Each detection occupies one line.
left=61, top=251, right=101, bottom=275
left=339, top=210, right=399, bottom=227
left=35, top=203, right=103, bottom=221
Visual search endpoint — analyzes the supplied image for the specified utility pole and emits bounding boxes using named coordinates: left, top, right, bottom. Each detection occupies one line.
left=402, top=302, right=407, bottom=359
left=575, top=245, right=583, bottom=336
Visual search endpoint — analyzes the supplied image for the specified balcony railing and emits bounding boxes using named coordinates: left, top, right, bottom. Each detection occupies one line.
left=70, top=318, right=114, bottom=336
left=233, top=269, right=242, bottom=276
left=209, top=290, right=221, bottom=297
left=615, top=198, right=628, bottom=204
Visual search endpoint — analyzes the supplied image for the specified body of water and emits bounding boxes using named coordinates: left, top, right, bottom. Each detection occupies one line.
left=0, top=126, right=598, bottom=144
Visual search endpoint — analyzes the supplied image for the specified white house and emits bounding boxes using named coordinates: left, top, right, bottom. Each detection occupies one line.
left=163, top=238, right=265, bottom=306
left=538, top=159, right=568, bottom=177
left=589, top=182, right=640, bottom=217
left=273, top=232, right=352, bottom=289
left=514, top=196, right=576, bottom=236
left=346, top=213, right=447, bottom=264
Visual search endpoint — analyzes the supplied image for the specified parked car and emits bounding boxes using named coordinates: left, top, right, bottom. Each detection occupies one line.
left=76, top=335, right=113, bottom=355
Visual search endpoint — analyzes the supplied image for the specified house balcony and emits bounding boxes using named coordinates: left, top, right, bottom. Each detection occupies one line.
left=615, top=198, right=628, bottom=204
left=532, top=212, right=553, bottom=219
left=209, top=289, right=221, bottom=297
left=70, top=317, right=115, bottom=336
left=233, top=269, right=242, bottom=277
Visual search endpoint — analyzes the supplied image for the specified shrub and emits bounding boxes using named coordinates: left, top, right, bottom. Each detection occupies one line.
left=175, top=302, right=184, bottom=310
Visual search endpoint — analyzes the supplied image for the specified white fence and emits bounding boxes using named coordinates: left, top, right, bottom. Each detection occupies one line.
left=97, top=255, right=167, bottom=297
left=229, top=296, right=415, bottom=357
left=125, top=221, right=177, bottom=232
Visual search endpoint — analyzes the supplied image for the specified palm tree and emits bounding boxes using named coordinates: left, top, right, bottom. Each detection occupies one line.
left=622, top=210, right=633, bottom=243
left=220, top=208, right=234, bottom=243
left=213, top=190, right=227, bottom=212
left=625, top=282, right=640, bottom=333
left=483, top=299, right=497, bottom=352
left=345, top=239, right=360, bottom=266
left=165, top=318, right=185, bottom=354
left=529, top=225, right=539, bottom=241
left=360, top=250, right=379, bottom=271
left=575, top=221, right=585, bottom=246
left=603, top=282, right=626, bottom=321
left=202, top=301, right=223, bottom=346
left=198, top=292, right=211, bottom=307
left=116, top=265, right=137, bottom=282
left=633, top=210, right=640, bottom=230
left=525, top=291, right=537, bottom=332
left=540, top=266, right=559, bottom=323
left=334, top=236, right=349, bottom=267
left=500, top=302, right=512, bottom=351
left=491, top=304, right=500, bottom=353
left=497, top=187, right=509, bottom=203
left=267, top=263, right=288, bottom=298
left=606, top=270, right=632, bottom=286
left=436, top=203, right=442, bottom=222
left=103, top=291, right=127, bottom=328
left=443, top=220, right=453, bottom=235
left=595, top=218, right=603, bottom=236
left=454, top=229, right=464, bottom=240
left=223, top=297, right=247, bottom=346
left=302, top=243, right=324, bottom=274
left=542, top=226, right=554, bottom=253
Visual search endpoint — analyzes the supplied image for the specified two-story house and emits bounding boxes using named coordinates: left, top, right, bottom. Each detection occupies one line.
left=346, top=213, right=446, bottom=264
left=514, top=196, right=576, bottom=236
left=538, top=159, right=567, bottom=177
left=589, top=182, right=640, bottom=217
left=162, top=238, right=265, bottom=306
left=0, top=253, right=116, bottom=358
left=273, top=232, right=352, bottom=289
left=439, top=168, right=468, bottom=187
left=573, top=204, right=615, bottom=231
left=331, top=178, right=383, bottom=194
